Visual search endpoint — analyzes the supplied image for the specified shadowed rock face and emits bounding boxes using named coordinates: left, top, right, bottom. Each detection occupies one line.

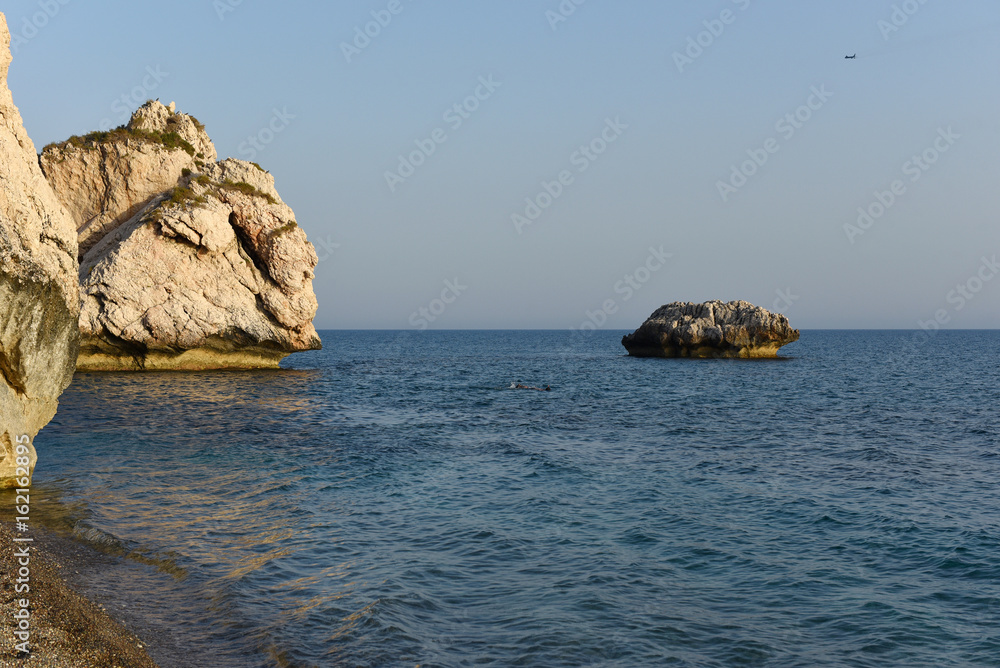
left=0, top=13, right=80, bottom=486
left=40, top=101, right=321, bottom=371
left=622, top=300, right=799, bottom=359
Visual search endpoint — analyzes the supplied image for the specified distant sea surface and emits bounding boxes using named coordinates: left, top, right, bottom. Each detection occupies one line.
left=27, top=330, right=1000, bottom=667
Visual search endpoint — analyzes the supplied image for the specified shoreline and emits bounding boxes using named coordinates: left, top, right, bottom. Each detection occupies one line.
left=1, top=481, right=273, bottom=668
left=0, top=521, right=160, bottom=666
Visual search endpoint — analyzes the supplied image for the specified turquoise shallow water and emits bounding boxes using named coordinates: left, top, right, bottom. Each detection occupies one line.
left=27, top=330, right=1000, bottom=666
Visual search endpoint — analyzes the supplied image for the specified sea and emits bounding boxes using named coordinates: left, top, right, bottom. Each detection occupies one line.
left=16, top=330, right=1000, bottom=667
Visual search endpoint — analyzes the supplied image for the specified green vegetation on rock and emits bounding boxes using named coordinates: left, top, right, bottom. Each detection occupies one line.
left=166, top=186, right=207, bottom=208
left=43, top=126, right=196, bottom=157
left=218, top=180, right=276, bottom=204
left=269, top=221, right=298, bottom=238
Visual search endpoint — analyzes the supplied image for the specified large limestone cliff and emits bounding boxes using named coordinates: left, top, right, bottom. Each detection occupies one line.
left=622, top=300, right=800, bottom=359
left=0, top=13, right=80, bottom=485
left=41, top=101, right=321, bottom=370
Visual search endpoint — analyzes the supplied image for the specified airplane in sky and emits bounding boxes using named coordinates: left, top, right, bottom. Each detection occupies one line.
left=845, top=54, right=857, bottom=59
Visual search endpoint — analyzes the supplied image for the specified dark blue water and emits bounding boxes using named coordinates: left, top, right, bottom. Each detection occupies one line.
left=29, top=330, right=1000, bottom=666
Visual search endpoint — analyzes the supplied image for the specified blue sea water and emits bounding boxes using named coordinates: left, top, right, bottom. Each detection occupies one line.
left=26, top=330, right=1000, bottom=666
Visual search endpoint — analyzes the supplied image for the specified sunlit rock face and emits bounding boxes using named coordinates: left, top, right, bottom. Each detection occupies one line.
left=0, top=12, right=80, bottom=485
left=74, top=158, right=322, bottom=371
left=39, top=102, right=321, bottom=371
left=40, top=100, right=217, bottom=259
left=622, top=300, right=799, bottom=359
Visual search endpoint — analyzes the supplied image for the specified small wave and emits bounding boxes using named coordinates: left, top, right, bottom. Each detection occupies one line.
left=71, top=521, right=187, bottom=578
left=72, top=520, right=128, bottom=554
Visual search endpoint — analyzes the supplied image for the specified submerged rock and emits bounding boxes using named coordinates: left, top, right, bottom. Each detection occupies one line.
left=622, top=300, right=799, bottom=359
left=41, top=101, right=321, bottom=370
left=0, top=13, right=80, bottom=485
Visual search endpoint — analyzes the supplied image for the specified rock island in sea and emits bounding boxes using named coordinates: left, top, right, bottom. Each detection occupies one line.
left=40, top=100, right=322, bottom=371
left=622, top=300, right=799, bottom=358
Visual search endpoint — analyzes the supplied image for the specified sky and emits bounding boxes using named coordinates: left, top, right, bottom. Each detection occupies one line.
left=4, top=0, right=1000, bottom=330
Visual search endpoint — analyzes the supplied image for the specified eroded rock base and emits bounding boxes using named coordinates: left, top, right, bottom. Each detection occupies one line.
left=77, top=344, right=288, bottom=371
left=622, top=341, right=787, bottom=359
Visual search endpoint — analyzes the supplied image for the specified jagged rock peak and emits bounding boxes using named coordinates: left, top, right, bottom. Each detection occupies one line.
left=622, top=300, right=800, bottom=359
left=40, top=100, right=217, bottom=258
left=127, top=99, right=217, bottom=163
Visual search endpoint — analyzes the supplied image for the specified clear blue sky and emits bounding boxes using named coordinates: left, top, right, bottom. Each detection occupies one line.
left=5, top=0, right=1000, bottom=329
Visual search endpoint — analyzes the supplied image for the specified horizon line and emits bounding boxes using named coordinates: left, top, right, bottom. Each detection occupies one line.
left=312, top=328, right=1000, bottom=332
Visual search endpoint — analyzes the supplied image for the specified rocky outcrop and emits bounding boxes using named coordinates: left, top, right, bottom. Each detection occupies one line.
left=0, top=13, right=80, bottom=486
left=622, top=300, right=799, bottom=358
left=41, top=100, right=216, bottom=258
left=75, top=159, right=321, bottom=370
left=41, top=100, right=321, bottom=371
